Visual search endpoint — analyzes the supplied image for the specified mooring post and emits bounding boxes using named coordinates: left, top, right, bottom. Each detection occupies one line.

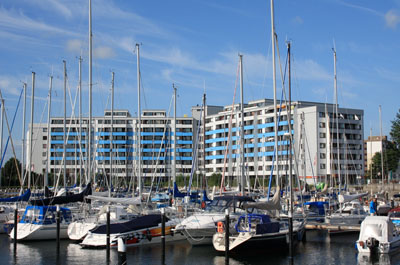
left=106, top=205, right=110, bottom=260
left=56, top=205, right=60, bottom=251
left=117, top=237, right=127, bottom=265
left=161, top=207, right=166, bottom=264
left=225, top=208, right=229, bottom=264
left=13, top=204, right=18, bottom=250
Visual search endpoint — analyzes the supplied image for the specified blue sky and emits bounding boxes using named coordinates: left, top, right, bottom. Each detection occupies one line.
left=0, top=0, right=399, bottom=161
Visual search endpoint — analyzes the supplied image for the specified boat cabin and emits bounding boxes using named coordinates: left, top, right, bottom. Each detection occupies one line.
left=20, top=205, right=72, bottom=225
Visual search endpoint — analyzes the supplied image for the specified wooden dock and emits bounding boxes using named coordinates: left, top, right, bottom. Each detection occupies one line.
left=305, top=222, right=360, bottom=233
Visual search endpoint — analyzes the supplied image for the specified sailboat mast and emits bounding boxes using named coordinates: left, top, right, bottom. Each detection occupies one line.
left=0, top=97, right=4, bottom=187
left=271, top=0, right=279, bottom=187
left=379, top=105, right=384, bottom=185
left=173, top=84, right=177, bottom=188
left=88, top=0, right=93, bottom=185
left=110, top=72, right=114, bottom=198
left=136, top=43, right=142, bottom=199
left=21, top=83, right=27, bottom=186
left=63, top=60, right=67, bottom=188
left=28, top=72, right=35, bottom=189
left=239, top=54, right=245, bottom=195
left=45, top=75, right=53, bottom=187
left=333, top=49, right=341, bottom=192
left=78, top=56, right=83, bottom=186
left=287, top=40, right=294, bottom=258
left=202, top=93, right=206, bottom=190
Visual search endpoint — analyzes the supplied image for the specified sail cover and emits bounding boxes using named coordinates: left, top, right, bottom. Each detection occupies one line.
left=0, top=189, right=31, bottom=202
left=338, top=192, right=368, bottom=203
left=243, top=187, right=281, bottom=211
left=86, top=195, right=141, bottom=205
left=29, top=183, right=92, bottom=206
left=90, top=214, right=166, bottom=234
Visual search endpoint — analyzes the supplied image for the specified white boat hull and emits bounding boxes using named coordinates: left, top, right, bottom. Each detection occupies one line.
left=10, top=222, right=69, bottom=241
left=68, top=221, right=97, bottom=241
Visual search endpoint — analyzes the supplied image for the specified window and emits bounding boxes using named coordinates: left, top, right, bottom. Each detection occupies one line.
left=320, top=133, right=326, bottom=138
left=320, top=153, right=326, bottom=159
left=320, top=143, right=326, bottom=149
left=43, top=128, right=47, bottom=132
left=320, top=164, right=326, bottom=169
left=319, top=122, right=325, bottom=128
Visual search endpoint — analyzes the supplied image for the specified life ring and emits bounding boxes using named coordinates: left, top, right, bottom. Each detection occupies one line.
left=201, top=201, right=206, bottom=209
left=217, top=221, right=224, bottom=233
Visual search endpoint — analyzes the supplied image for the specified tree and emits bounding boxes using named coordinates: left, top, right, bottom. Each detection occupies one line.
left=370, top=141, right=400, bottom=179
left=1, top=157, right=22, bottom=187
left=390, top=109, right=400, bottom=149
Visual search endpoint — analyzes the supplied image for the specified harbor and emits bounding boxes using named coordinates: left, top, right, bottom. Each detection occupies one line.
left=2, top=230, right=400, bottom=265
left=0, top=0, right=400, bottom=264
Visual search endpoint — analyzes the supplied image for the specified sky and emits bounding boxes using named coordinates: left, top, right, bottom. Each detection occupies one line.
left=0, top=0, right=399, bottom=162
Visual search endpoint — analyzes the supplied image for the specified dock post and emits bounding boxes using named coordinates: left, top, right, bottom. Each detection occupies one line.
left=161, top=207, right=166, bottom=264
left=106, top=205, right=110, bottom=261
left=117, top=237, right=127, bottom=265
left=13, top=204, right=18, bottom=249
left=288, top=214, right=293, bottom=258
left=56, top=205, right=60, bottom=251
left=225, top=208, right=229, bottom=264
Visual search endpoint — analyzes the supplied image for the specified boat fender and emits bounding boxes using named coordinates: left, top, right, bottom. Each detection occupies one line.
left=366, top=237, right=378, bottom=249
left=201, top=201, right=206, bottom=209
left=146, top=229, right=152, bottom=241
left=217, top=221, right=224, bottom=233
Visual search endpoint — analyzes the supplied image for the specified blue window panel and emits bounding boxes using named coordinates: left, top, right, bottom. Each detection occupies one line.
left=176, top=157, right=192, bottom=161
left=205, top=155, right=225, bottom=160
left=50, top=157, right=63, bottom=161
left=177, top=149, right=193, bottom=152
left=177, top=140, right=192, bottom=144
left=176, top=132, right=192, bottom=136
left=244, top=134, right=254, bottom=139
left=205, top=137, right=228, bottom=144
left=205, top=146, right=226, bottom=152
left=141, top=140, right=170, bottom=144
left=141, top=132, right=167, bottom=136
left=244, top=125, right=254, bottom=130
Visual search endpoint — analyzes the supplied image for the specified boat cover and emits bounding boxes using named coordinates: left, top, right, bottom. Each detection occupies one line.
left=29, top=183, right=92, bottom=206
left=90, top=214, right=166, bottom=234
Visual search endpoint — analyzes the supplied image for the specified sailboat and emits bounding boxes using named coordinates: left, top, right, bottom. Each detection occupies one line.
left=213, top=6, right=306, bottom=252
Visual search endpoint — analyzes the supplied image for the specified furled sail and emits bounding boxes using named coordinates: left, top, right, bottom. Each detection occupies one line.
left=29, top=183, right=92, bottom=206
left=0, top=189, right=31, bottom=202
left=243, top=187, right=281, bottom=210
left=338, top=192, right=368, bottom=203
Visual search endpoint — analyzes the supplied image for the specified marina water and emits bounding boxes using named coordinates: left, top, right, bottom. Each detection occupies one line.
left=1, top=231, right=400, bottom=264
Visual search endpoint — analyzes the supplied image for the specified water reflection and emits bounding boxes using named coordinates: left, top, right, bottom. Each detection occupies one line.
left=357, top=252, right=400, bottom=265
left=213, top=256, right=244, bottom=265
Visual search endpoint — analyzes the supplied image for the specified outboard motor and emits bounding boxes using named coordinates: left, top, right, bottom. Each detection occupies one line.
left=366, top=237, right=379, bottom=251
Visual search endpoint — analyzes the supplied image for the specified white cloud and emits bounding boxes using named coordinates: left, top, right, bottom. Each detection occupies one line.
left=293, top=59, right=331, bottom=81
left=385, top=9, right=400, bottom=29
left=29, top=0, right=73, bottom=19
left=66, top=39, right=84, bottom=54
left=0, top=7, right=80, bottom=37
left=292, top=16, right=304, bottom=25
left=94, top=46, right=116, bottom=59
